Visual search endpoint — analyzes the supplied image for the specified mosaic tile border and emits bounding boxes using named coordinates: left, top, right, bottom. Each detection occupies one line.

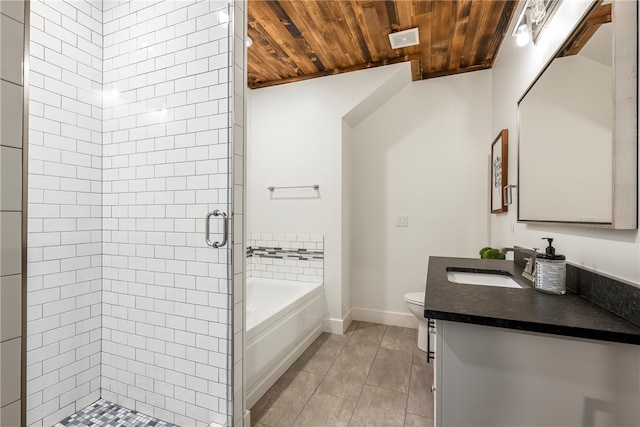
left=54, top=399, right=177, bottom=427
left=247, top=233, right=324, bottom=283
left=247, top=246, right=324, bottom=261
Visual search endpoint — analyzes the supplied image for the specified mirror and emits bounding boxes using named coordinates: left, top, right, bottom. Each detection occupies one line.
left=517, top=1, right=637, bottom=229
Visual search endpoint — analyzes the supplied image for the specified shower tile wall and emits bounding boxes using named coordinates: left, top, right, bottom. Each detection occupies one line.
left=27, top=0, right=239, bottom=426
left=1, top=1, right=25, bottom=425
left=27, top=1, right=103, bottom=425
left=101, top=1, right=232, bottom=425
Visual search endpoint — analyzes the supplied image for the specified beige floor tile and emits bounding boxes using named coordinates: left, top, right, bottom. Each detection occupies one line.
left=412, top=348, right=429, bottom=368
left=365, top=348, right=413, bottom=393
left=343, top=324, right=386, bottom=359
left=324, top=331, right=351, bottom=345
left=406, top=365, right=433, bottom=418
left=348, top=385, right=407, bottom=426
left=404, top=413, right=434, bottom=427
left=317, top=351, right=374, bottom=400
left=380, top=326, right=418, bottom=354
left=355, top=322, right=387, bottom=334
left=254, top=322, right=433, bottom=427
left=345, top=321, right=360, bottom=332
left=293, top=392, right=356, bottom=427
left=291, top=333, right=346, bottom=375
left=251, top=369, right=323, bottom=427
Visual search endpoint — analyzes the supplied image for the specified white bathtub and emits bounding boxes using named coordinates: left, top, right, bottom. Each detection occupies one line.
left=245, top=277, right=323, bottom=408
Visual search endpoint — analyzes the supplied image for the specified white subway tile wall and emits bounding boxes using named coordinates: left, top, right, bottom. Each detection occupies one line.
left=28, top=1, right=103, bottom=425
left=101, top=1, right=232, bottom=426
left=247, top=233, right=324, bottom=283
left=1, top=0, right=25, bottom=424
left=27, top=0, right=238, bottom=426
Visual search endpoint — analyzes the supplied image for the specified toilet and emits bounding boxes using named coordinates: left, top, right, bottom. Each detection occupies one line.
left=404, top=292, right=428, bottom=351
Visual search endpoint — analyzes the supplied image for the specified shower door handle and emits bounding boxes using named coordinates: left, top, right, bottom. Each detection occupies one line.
left=205, top=209, right=228, bottom=248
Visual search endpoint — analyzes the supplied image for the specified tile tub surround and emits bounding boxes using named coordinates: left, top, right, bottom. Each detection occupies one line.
left=247, top=233, right=324, bottom=283
left=250, top=322, right=433, bottom=427
left=425, top=257, right=640, bottom=345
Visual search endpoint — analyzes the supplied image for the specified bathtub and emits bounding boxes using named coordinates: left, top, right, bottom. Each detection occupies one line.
left=245, top=277, right=323, bottom=408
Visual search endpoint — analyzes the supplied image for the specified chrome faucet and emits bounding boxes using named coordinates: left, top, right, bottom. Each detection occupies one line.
left=500, top=246, right=538, bottom=282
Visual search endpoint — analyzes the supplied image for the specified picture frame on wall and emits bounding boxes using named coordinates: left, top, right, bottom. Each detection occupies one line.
left=491, top=129, right=508, bottom=213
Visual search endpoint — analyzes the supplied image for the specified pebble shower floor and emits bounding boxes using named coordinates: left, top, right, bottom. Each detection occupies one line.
left=54, top=399, right=178, bottom=427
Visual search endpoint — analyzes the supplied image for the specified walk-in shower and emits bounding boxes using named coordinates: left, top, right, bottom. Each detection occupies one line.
left=17, top=0, right=246, bottom=425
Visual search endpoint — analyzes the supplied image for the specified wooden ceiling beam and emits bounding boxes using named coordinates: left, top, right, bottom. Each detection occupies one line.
left=247, top=19, right=304, bottom=82
left=361, top=3, right=389, bottom=61
left=337, top=0, right=373, bottom=64
left=459, top=0, right=486, bottom=69
left=249, top=54, right=422, bottom=89
left=484, top=0, right=517, bottom=66
left=250, top=1, right=320, bottom=74
left=448, top=0, right=473, bottom=71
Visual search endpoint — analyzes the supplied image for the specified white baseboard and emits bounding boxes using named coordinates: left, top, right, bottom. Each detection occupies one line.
left=322, top=311, right=351, bottom=335
left=323, top=308, right=354, bottom=334
left=324, top=308, right=416, bottom=332
left=351, top=307, right=418, bottom=328
left=242, top=410, right=250, bottom=427
left=343, top=308, right=353, bottom=332
left=323, top=317, right=344, bottom=334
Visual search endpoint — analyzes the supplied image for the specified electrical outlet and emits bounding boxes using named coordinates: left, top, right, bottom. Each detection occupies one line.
left=396, top=215, right=408, bottom=227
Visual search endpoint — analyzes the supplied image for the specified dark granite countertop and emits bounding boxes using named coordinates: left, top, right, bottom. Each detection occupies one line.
left=424, top=256, right=640, bottom=345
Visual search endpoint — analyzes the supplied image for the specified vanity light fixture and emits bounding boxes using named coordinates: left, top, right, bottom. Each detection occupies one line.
left=246, top=36, right=253, bottom=48
left=512, top=0, right=561, bottom=47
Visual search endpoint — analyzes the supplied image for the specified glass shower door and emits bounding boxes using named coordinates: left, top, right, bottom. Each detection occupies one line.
left=99, top=1, right=237, bottom=425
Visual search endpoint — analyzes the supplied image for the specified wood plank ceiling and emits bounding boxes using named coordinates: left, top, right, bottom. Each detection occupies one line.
left=247, top=0, right=518, bottom=89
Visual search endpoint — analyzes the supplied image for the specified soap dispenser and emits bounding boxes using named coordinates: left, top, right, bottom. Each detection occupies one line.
left=534, top=238, right=566, bottom=294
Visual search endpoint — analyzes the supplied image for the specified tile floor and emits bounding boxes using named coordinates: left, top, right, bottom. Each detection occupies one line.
left=54, top=399, right=177, bottom=427
left=250, top=321, right=434, bottom=427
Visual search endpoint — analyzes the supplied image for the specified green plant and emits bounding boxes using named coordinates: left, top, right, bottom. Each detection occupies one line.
left=480, top=248, right=505, bottom=260
left=479, top=247, right=493, bottom=257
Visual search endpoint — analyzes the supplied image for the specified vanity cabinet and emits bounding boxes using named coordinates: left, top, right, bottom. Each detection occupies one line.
left=433, top=320, right=640, bottom=427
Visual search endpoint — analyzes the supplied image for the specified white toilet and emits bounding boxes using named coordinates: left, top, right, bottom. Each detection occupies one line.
left=404, top=292, right=428, bottom=351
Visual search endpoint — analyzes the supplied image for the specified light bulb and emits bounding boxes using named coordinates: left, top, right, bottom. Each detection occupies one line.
left=515, top=24, right=531, bottom=47
left=246, top=36, right=253, bottom=48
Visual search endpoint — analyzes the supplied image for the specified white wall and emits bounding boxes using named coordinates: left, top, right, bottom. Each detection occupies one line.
left=491, top=1, right=640, bottom=285
left=350, top=71, right=492, bottom=319
left=247, top=63, right=410, bottom=330
left=341, top=122, right=353, bottom=321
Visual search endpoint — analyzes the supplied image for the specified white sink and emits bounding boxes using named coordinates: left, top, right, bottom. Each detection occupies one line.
left=447, top=271, right=526, bottom=289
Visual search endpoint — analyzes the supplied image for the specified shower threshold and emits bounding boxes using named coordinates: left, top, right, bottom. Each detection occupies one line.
left=54, top=399, right=178, bottom=427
